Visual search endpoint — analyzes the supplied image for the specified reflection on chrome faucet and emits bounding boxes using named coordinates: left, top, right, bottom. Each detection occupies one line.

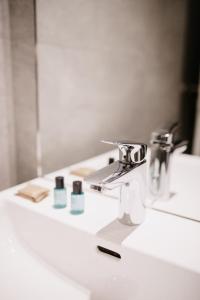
left=85, top=140, right=147, bottom=226
left=149, top=123, right=188, bottom=202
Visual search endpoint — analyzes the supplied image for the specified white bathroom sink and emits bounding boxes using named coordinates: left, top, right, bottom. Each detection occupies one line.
left=1, top=177, right=200, bottom=300
left=45, top=150, right=200, bottom=222
left=1, top=150, right=200, bottom=300
left=0, top=184, right=90, bottom=300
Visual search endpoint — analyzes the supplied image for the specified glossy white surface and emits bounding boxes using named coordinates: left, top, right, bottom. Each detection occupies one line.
left=3, top=178, right=118, bottom=234
left=3, top=196, right=200, bottom=300
left=0, top=198, right=90, bottom=300
left=4, top=177, right=200, bottom=272
left=123, top=209, right=200, bottom=273
left=152, top=153, right=200, bottom=221
left=1, top=176, right=200, bottom=299
left=1, top=152, right=200, bottom=299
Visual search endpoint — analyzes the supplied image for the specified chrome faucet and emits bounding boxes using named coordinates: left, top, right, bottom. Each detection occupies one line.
left=85, top=141, right=147, bottom=226
left=148, top=123, right=188, bottom=202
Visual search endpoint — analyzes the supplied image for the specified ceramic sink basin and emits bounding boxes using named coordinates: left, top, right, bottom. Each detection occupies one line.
left=1, top=176, right=200, bottom=300
left=0, top=192, right=90, bottom=300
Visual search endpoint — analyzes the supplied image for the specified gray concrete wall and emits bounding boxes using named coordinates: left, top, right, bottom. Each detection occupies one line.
left=0, top=0, right=38, bottom=189
left=0, top=0, right=189, bottom=187
left=36, top=0, right=188, bottom=174
left=9, top=0, right=38, bottom=183
left=0, top=0, right=16, bottom=190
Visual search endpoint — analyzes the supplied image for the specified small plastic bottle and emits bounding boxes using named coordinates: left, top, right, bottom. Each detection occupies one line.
left=53, top=176, right=67, bottom=208
left=70, top=181, right=85, bottom=215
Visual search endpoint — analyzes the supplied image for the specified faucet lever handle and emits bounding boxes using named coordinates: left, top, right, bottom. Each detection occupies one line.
left=101, top=140, right=147, bottom=164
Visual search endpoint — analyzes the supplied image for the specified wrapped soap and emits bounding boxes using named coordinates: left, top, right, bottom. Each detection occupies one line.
left=70, top=167, right=95, bottom=178
left=16, top=184, right=49, bottom=202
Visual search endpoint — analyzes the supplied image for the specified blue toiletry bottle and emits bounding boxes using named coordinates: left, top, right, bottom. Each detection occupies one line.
left=70, top=181, right=84, bottom=215
left=53, top=176, right=67, bottom=208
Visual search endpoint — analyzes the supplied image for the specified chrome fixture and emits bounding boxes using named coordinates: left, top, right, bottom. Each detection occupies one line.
left=85, top=141, right=147, bottom=226
left=149, top=123, right=188, bottom=201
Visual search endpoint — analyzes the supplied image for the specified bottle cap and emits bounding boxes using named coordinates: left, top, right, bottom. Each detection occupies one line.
left=55, top=176, right=65, bottom=189
left=108, top=157, right=115, bottom=165
left=73, top=181, right=82, bottom=194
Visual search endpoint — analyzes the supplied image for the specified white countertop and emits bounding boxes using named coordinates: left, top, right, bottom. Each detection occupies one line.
left=44, top=149, right=200, bottom=222
left=1, top=174, right=200, bottom=275
left=152, top=153, right=200, bottom=222
left=44, top=149, right=120, bottom=198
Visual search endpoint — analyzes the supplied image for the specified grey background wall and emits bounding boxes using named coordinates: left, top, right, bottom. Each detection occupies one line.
left=0, top=0, right=37, bottom=190
left=0, top=0, right=16, bottom=189
left=0, top=0, right=194, bottom=189
left=36, top=0, right=188, bottom=174
left=9, top=0, right=38, bottom=183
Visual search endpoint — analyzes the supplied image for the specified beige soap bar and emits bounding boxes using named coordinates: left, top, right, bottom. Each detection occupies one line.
left=16, top=184, right=49, bottom=202
left=70, top=167, right=96, bottom=178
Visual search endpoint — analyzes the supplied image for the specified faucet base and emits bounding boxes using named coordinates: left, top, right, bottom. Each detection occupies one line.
left=118, top=163, right=146, bottom=226
left=118, top=213, right=140, bottom=226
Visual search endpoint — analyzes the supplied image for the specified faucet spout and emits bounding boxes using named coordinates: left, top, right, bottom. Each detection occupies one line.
left=85, top=141, right=147, bottom=226
left=118, top=162, right=146, bottom=225
left=148, top=123, right=188, bottom=201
